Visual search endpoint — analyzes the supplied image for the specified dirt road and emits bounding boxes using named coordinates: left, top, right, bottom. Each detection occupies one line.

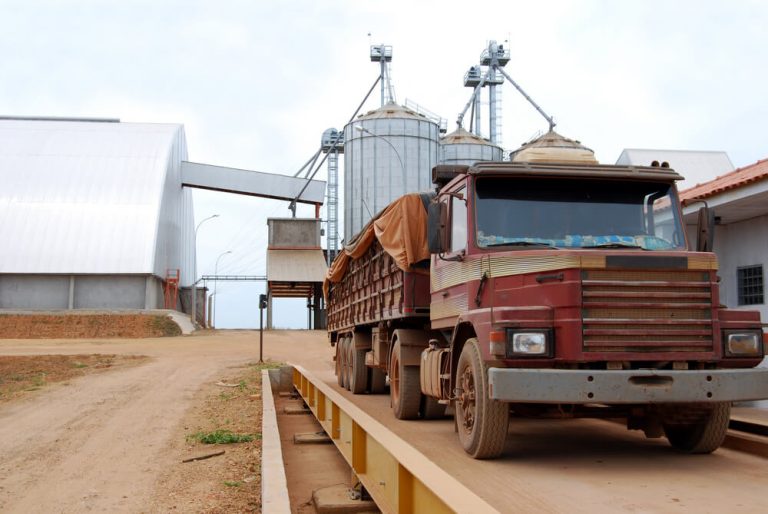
left=0, top=330, right=333, bottom=513
left=3, top=330, right=767, bottom=513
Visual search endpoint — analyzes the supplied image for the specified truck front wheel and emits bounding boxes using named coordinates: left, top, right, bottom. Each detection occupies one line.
left=390, top=341, right=421, bottom=419
left=456, top=339, right=509, bottom=459
left=663, top=402, right=731, bottom=454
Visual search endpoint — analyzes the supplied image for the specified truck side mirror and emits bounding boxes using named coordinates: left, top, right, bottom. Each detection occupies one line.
left=428, top=201, right=448, bottom=254
left=696, top=205, right=715, bottom=252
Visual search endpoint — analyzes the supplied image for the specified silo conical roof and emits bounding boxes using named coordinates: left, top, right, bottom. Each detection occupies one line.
left=355, top=101, right=433, bottom=122
left=440, top=126, right=498, bottom=146
left=510, top=130, right=598, bottom=164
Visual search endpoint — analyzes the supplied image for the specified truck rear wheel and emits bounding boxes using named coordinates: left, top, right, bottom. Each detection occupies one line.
left=456, top=338, right=509, bottom=459
left=339, top=337, right=351, bottom=390
left=663, top=402, right=731, bottom=454
left=391, top=341, right=421, bottom=419
left=335, top=338, right=345, bottom=388
left=349, top=347, right=368, bottom=394
left=344, top=337, right=354, bottom=391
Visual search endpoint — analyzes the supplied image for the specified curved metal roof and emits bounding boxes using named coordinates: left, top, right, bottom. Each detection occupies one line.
left=0, top=120, right=193, bottom=282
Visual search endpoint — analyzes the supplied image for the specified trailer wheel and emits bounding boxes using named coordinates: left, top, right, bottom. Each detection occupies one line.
left=349, top=347, right=368, bottom=394
left=339, top=337, right=351, bottom=389
left=456, top=338, right=508, bottom=459
left=335, top=338, right=345, bottom=388
left=391, top=341, right=420, bottom=419
left=370, top=368, right=387, bottom=394
left=663, top=402, right=731, bottom=454
left=344, top=337, right=354, bottom=391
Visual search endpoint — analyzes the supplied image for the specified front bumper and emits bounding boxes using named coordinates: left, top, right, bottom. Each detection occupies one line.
left=487, top=368, right=768, bottom=404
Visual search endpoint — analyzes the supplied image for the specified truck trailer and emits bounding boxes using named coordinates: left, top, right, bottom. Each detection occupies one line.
left=325, top=131, right=768, bottom=459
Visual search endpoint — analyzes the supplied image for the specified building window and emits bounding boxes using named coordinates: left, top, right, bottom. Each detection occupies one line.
left=737, top=265, right=764, bottom=306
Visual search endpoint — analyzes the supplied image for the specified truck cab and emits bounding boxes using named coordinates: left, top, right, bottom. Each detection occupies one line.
left=426, top=159, right=767, bottom=457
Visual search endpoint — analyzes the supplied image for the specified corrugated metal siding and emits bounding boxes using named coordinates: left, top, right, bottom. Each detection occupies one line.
left=0, top=120, right=193, bottom=284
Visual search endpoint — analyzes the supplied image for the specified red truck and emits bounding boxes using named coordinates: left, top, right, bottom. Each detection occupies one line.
left=325, top=137, right=768, bottom=459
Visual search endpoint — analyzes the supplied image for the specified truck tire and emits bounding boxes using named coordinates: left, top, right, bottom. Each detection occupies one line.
left=349, top=348, right=368, bottom=394
left=456, top=338, right=509, bottom=459
left=391, top=341, right=421, bottom=420
left=339, top=337, right=350, bottom=390
left=421, top=396, right=446, bottom=419
left=344, top=337, right=354, bottom=391
left=663, top=402, right=731, bottom=454
left=370, top=368, right=387, bottom=394
left=335, top=338, right=345, bottom=388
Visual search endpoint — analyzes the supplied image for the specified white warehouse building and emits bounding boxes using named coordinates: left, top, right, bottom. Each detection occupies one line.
left=0, top=118, right=194, bottom=310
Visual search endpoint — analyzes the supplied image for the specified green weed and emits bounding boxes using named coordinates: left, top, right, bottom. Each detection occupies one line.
left=223, top=481, right=242, bottom=487
left=189, top=430, right=260, bottom=444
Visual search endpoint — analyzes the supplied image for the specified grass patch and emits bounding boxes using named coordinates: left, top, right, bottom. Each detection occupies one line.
left=189, top=430, right=261, bottom=445
left=223, top=481, right=242, bottom=487
left=247, top=361, right=285, bottom=371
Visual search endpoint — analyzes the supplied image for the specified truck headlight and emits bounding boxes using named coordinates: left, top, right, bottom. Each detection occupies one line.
left=723, top=331, right=763, bottom=357
left=507, top=330, right=552, bottom=357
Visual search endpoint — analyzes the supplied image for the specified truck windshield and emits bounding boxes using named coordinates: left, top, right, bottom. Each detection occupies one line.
left=475, top=177, right=686, bottom=250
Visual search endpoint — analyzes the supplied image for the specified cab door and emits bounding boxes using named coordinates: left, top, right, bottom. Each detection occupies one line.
left=430, top=186, right=468, bottom=329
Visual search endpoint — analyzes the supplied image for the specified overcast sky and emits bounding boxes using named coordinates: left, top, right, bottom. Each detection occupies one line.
left=3, top=1, right=767, bottom=328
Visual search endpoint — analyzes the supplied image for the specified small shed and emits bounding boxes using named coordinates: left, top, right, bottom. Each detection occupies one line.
left=266, top=218, right=327, bottom=329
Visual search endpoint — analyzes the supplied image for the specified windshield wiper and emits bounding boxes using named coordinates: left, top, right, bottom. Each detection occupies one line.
left=581, top=242, right=647, bottom=250
left=485, top=241, right=559, bottom=249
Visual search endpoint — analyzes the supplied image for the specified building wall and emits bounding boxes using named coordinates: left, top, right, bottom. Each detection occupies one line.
left=0, top=274, right=165, bottom=310
left=267, top=219, right=321, bottom=248
left=73, top=276, right=148, bottom=309
left=0, top=275, right=70, bottom=309
left=713, top=215, right=768, bottom=321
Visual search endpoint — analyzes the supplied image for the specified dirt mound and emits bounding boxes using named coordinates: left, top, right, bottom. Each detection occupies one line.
left=0, top=312, right=182, bottom=338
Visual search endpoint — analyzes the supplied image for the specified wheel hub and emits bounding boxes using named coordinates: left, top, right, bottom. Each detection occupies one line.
left=459, top=366, right=476, bottom=432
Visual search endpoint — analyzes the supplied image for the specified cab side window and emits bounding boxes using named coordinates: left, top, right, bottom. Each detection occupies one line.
left=450, top=190, right=467, bottom=253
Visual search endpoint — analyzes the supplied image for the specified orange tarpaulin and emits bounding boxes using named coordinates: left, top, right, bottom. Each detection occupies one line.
left=324, top=193, right=432, bottom=299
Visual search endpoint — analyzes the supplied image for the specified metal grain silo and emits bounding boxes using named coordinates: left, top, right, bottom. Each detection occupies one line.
left=439, top=127, right=503, bottom=165
left=343, top=102, right=439, bottom=240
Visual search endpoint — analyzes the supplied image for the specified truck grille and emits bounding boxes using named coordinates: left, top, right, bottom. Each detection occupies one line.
left=581, top=270, right=714, bottom=353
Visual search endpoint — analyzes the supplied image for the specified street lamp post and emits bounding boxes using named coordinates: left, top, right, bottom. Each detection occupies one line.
left=212, top=250, right=232, bottom=328
left=191, top=214, right=219, bottom=328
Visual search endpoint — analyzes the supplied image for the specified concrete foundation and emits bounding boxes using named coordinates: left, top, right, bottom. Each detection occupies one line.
left=0, top=274, right=167, bottom=310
